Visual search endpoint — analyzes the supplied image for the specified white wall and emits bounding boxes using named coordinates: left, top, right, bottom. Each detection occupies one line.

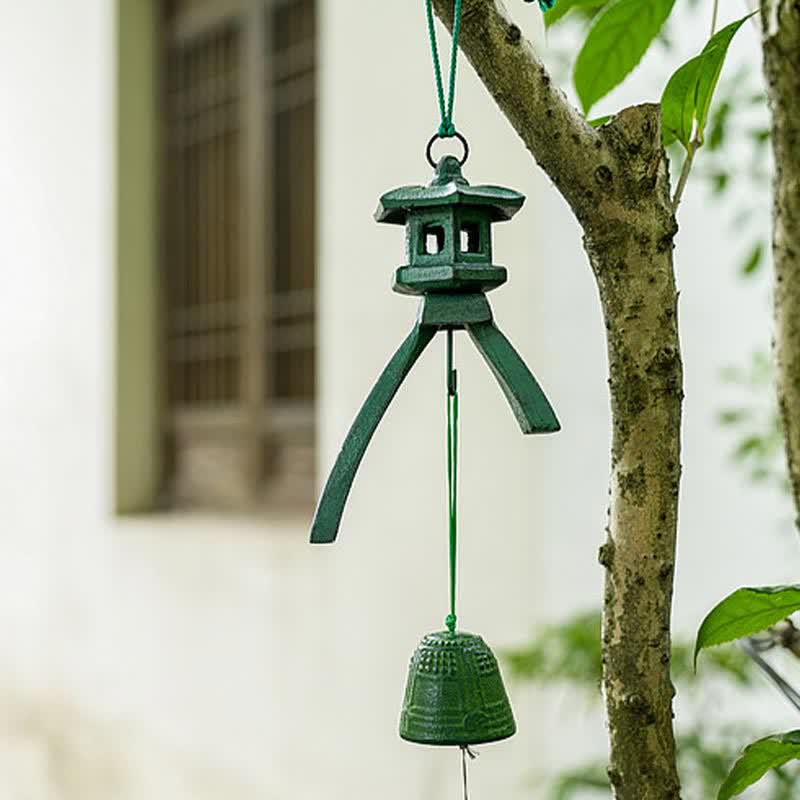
left=0, top=1, right=794, bottom=798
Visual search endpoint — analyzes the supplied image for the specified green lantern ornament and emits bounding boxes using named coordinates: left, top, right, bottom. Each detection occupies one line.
left=310, top=155, right=559, bottom=547
left=310, top=152, right=560, bottom=750
left=310, top=0, right=560, bottom=788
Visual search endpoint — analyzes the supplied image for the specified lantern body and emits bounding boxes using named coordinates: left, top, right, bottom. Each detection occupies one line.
left=399, top=631, right=516, bottom=746
left=375, top=156, right=524, bottom=296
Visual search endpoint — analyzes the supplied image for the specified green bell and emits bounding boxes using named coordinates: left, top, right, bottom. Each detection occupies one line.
left=399, top=631, right=516, bottom=746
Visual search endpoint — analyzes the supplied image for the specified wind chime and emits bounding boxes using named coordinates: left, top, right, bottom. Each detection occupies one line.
left=311, top=0, right=558, bottom=794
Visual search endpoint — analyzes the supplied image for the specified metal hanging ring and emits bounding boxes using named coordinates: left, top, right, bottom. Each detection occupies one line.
left=426, top=131, right=470, bottom=169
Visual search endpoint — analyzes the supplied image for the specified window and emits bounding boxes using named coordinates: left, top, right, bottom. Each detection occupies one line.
left=459, top=222, right=481, bottom=254
left=162, top=0, right=316, bottom=509
left=423, top=225, right=446, bottom=256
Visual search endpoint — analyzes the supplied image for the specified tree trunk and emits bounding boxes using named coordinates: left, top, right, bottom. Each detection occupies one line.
left=762, top=0, right=800, bottom=519
left=591, top=106, right=683, bottom=800
left=429, top=3, right=683, bottom=796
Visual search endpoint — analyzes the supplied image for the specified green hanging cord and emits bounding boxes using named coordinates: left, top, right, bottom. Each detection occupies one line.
left=523, top=0, right=557, bottom=12
left=425, top=0, right=464, bottom=138
left=445, top=329, right=459, bottom=635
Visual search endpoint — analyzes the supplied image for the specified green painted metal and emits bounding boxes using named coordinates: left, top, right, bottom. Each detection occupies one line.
left=309, top=322, right=435, bottom=544
left=376, top=157, right=524, bottom=225
left=394, top=264, right=508, bottom=296
left=383, top=158, right=521, bottom=297
left=399, top=631, right=516, bottom=746
left=309, top=157, right=560, bottom=544
left=419, top=293, right=492, bottom=327
left=467, top=320, right=560, bottom=435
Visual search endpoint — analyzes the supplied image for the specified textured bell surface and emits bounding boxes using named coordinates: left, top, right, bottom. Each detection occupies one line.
left=399, top=631, right=516, bottom=746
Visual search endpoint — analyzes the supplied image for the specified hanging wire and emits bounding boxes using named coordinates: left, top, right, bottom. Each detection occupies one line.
left=446, top=329, right=459, bottom=635
left=425, top=0, right=464, bottom=138
left=739, top=637, right=800, bottom=713
left=460, top=745, right=478, bottom=800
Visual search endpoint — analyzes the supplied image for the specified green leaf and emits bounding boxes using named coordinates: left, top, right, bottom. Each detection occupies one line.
left=751, top=127, right=771, bottom=145
left=707, top=101, right=732, bottom=151
left=545, top=0, right=609, bottom=27
left=735, top=434, right=767, bottom=461
left=718, top=408, right=751, bottom=426
left=661, top=13, right=755, bottom=148
left=694, top=15, right=755, bottom=139
left=588, top=114, right=612, bottom=127
left=741, top=241, right=764, bottom=276
left=718, top=732, right=800, bottom=800
left=695, top=585, right=800, bottom=665
left=550, top=764, right=610, bottom=799
left=504, top=611, right=603, bottom=689
left=711, top=172, right=730, bottom=195
left=672, top=637, right=755, bottom=687
left=661, top=55, right=703, bottom=147
left=574, top=0, right=676, bottom=114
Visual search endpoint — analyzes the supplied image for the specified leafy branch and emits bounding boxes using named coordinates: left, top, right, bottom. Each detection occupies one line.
left=662, top=13, right=756, bottom=209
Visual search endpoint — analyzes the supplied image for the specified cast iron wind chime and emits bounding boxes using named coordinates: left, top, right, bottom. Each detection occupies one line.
left=311, top=0, right=557, bottom=795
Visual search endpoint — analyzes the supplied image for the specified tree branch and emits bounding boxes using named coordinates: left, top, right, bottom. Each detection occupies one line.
left=432, top=3, right=684, bottom=798
left=432, top=0, right=609, bottom=224
left=585, top=106, right=682, bottom=800
left=670, top=0, right=721, bottom=212
left=762, top=0, right=800, bottom=521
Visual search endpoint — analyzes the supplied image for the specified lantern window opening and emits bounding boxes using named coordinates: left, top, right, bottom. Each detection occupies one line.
left=423, top=224, right=447, bottom=256
left=459, top=222, right=481, bottom=254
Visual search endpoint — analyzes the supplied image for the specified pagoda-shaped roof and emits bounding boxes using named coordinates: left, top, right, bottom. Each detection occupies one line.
left=375, top=156, right=525, bottom=225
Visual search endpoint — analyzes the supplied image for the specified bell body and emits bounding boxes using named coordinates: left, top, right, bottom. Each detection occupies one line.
left=399, top=631, right=516, bottom=746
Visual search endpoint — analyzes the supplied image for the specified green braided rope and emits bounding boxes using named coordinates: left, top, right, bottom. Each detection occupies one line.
left=426, top=0, right=555, bottom=138
left=525, top=0, right=557, bottom=11
left=425, top=0, right=463, bottom=138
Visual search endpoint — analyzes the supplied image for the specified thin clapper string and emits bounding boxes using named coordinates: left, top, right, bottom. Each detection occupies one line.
left=460, top=744, right=478, bottom=800
left=446, top=330, right=476, bottom=799
left=445, top=329, right=459, bottom=635
left=425, top=0, right=464, bottom=137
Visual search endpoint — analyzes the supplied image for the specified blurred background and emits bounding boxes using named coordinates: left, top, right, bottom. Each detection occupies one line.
left=0, top=0, right=797, bottom=797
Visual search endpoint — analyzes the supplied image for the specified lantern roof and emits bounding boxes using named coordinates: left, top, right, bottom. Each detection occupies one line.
left=375, top=156, right=525, bottom=225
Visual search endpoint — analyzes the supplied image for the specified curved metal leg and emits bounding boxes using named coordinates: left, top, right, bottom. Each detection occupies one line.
left=466, top=320, right=560, bottom=435
left=310, top=322, right=437, bottom=543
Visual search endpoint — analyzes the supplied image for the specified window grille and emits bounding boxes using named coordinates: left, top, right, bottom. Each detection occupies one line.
left=162, top=0, right=316, bottom=508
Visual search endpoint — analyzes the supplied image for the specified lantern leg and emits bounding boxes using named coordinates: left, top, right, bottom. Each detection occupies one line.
left=466, top=319, right=560, bottom=435
left=310, top=321, right=437, bottom=543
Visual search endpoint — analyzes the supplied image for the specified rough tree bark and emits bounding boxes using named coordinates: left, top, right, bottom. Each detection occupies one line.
left=430, top=2, right=683, bottom=797
left=762, top=0, right=800, bottom=519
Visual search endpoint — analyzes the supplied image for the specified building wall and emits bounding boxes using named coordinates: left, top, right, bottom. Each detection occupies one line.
left=0, top=1, right=795, bottom=799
